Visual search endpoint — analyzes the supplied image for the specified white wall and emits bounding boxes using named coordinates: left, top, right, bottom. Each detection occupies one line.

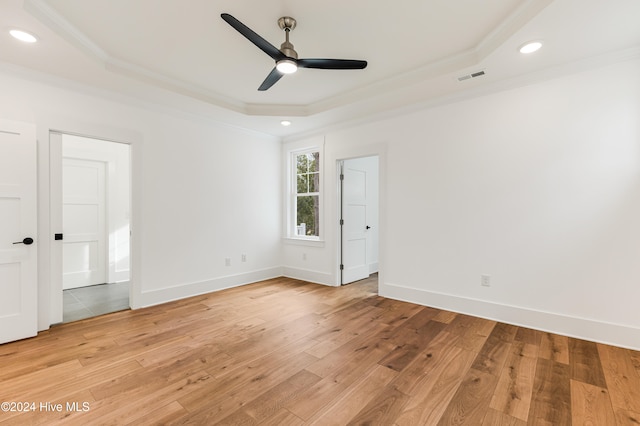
left=283, top=58, right=640, bottom=350
left=2, top=54, right=639, bottom=350
left=138, top=114, right=282, bottom=306
left=0, top=68, right=282, bottom=329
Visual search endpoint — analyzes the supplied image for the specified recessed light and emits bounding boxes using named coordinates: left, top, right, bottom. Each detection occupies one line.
left=281, top=120, right=292, bottom=127
left=9, top=29, right=38, bottom=43
left=519, top=41, right=542, bottom=54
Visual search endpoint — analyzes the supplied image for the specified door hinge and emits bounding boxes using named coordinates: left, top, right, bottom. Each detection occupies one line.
left=340, top=173, right=344, bottom=181
left=340, top=264, right=344, bottom=270
left=54, top=233, right=63, bottom=240
left=339, top=219, right=344, bottom=225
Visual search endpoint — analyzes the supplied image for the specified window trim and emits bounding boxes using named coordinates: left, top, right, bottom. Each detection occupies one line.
left=288, top=147, right=322, bottom=241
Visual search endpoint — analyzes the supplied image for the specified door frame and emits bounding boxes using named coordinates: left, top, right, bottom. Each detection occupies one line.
left=49, top=131, right=134, bottom=324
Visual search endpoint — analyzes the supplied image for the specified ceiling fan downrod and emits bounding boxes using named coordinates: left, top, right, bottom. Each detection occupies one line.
left=278, top=17, right=297, bottom=59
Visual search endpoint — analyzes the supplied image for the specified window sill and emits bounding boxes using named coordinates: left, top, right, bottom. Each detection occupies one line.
left=283, top=237, right=325, bottom=248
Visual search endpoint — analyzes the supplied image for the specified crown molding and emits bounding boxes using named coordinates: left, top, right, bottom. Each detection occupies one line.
left=24, top=0, right=552, bottom=118
left=103, top=57, right=246, bottom=113
left=283, top=45, right=640, bottom=143
left=0, top=60, right=280, bottom=140
left=24, top=0, right=109, bottom=62
left=475, top=0, right=553, bottom=59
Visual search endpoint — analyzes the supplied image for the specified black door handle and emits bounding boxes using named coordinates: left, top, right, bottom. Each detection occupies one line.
left=13, top=237, right=34, bottom=245
left=366, top=226, right=371, bottom=230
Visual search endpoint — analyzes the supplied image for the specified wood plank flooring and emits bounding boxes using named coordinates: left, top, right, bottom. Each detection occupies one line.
left=1, top=276, right=639, bottom=425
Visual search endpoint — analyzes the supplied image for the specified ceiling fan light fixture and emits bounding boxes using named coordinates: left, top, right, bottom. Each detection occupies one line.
left=276, top=59, right=297, bottom=74
left=9, top=29, right=38, bottom=43
left=221, top=13, right=367, bottom=91
left=519, top=40, right=543, bottom=54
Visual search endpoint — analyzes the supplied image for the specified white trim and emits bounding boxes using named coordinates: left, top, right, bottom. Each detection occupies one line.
left=140, top=267, right=283, bottom=308
left=288, top=146, right=323, bottom=239
left=50, top=132, right=134, bottom=320
left=282, top=266, right=335, bottom=287
left=283, top=46, right=640, bottom=144
left=43, top=123, right=141, bottom=326
left=0, top=62, right=278, bottom=141
left=48, top=132, right=63, bottom=325
left=380, top=282, right=640, bottom=352
left=331, top=145, right=387, bottom=288
left=282, top=238, right=325, bottom=247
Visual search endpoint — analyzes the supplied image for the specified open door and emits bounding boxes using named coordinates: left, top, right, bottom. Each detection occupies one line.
left=0, top=120, right=37, bottom=344
left=340, top=156, right=379, bottom=285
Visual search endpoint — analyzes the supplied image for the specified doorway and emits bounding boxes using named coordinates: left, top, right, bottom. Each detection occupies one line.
left=339, top=156, right=379, bottom=285
left=51, top=133, right=131, bottom=323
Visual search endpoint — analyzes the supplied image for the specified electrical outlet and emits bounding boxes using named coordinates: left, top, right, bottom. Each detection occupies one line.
left=481, top=274, right=491, bottom=287
left=225, top=257, right=231, bottom=266
left=241, top=254, right=247, bottom=262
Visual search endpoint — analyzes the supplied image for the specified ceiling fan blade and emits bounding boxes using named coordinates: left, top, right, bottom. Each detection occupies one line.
left=258, top=68, right=285, bottom=91
left=297, top=58, right=367, bottom=70
left=221, top=13, right=286, bottom=61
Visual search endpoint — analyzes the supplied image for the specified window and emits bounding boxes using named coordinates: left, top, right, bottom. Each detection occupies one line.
left=293, top=150, right=320, bottom=238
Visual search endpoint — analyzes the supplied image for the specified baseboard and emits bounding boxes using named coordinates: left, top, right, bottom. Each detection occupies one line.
left=380, top=282, right=640, bottom=351
left=139, top=267, right=283, bottom=308
left=369, top=262, right=379, bottom=274
left=282, top=266, right=335, bottom=286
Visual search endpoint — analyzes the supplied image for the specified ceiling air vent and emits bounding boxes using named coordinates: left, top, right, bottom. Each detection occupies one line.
left=457, top=70, right=486, bottom=82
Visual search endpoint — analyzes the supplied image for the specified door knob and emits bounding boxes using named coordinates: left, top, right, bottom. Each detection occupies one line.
left=366, top=225, right=371, bottom=230
left=13, top=237, right=34, bottom=245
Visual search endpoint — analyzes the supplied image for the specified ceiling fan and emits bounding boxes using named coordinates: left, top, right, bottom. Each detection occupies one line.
left=220, top=13, right=368, bottom=91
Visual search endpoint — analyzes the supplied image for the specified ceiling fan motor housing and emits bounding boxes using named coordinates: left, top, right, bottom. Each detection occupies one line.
left=280, top=41, right=297, bottom=59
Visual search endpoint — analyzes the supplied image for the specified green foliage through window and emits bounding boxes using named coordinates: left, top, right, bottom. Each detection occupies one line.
left=295, top=151, right=320, bottom=237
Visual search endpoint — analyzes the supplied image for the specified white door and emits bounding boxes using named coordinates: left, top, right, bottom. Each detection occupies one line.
left=62, top=158, right=107, bottom=289
left=0, top=121, right=37, bottom=344
left=341, top=160, right=370, bottom=284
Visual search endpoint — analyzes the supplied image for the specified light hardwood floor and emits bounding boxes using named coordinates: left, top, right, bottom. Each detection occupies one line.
left=1, top=276, right=639, bottom=425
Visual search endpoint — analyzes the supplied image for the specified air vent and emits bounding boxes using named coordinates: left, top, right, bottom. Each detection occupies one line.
left=457, top=70, right=486, bottom=82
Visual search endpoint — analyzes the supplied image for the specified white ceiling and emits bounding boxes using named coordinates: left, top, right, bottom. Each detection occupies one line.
left=1, top=0, right=639, bottom=138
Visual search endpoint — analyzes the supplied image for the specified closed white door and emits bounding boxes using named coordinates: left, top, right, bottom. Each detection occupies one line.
left=62, top=158, right=107, bottom=289
left=0, top=121, right=37, bottom=344
left=341, top=160, right=370, bottom=284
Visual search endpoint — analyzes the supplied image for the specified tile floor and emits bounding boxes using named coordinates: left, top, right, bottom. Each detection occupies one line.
left=63, top=282, right=130, bottom=323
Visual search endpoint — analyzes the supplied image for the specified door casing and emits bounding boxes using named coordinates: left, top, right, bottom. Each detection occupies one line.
left=49, top=131, right=132, bottom=324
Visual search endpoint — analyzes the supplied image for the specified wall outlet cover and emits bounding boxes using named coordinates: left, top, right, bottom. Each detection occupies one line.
left=481, top=274, right=491, bottom=287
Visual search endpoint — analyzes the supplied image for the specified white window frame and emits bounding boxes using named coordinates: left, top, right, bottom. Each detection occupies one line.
left=289, top=147, right=322, bottom=241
